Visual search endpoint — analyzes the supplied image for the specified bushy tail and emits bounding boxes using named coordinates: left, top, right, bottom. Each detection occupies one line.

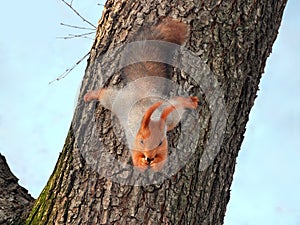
left=154, top=17, right=188, bottom=45
left=122, top=18, right=188, bottom=82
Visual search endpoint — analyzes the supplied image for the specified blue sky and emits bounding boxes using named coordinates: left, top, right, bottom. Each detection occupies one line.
left=0, top=1, right=299, bottom=224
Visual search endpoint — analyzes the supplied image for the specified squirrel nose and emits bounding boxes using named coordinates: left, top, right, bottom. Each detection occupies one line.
left=146, top=157, right=154, bottom=164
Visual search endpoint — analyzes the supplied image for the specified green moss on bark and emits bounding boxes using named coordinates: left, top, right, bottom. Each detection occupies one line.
left=25, top=129, right=74, bottom=225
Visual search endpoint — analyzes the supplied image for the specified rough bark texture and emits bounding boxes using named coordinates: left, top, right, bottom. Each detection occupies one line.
left=0, top=154, right=34, bottom=225
left=25, top=0, right=287, bottom=224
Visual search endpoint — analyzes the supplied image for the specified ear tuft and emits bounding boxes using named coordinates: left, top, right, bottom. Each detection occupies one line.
left=140, top=101, right=163, bottom=130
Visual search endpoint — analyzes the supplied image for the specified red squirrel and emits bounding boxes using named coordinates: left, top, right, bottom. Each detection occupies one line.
left=84, top=18, right=199, bottom=171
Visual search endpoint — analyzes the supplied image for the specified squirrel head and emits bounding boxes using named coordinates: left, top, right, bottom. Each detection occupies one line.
left=131, top=101, right=175, bottom=171
left=131, top=96, right=199, bottom=171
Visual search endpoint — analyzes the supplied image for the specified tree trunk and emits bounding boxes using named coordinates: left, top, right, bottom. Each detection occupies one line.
left=25, top=0, right=287, bottom=224
left=0, top=154, right=34, bottom=225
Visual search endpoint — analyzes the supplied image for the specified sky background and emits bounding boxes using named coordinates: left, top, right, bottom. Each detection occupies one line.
left=0, top=1, right=299, bottom=224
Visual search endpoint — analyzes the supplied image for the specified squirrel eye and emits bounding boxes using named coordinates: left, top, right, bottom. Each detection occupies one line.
left=140, top=139, right=144, bottom=145
left=158, top=140, right=163, bottom=147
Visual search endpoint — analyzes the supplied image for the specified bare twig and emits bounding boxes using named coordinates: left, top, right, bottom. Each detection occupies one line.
left=60, top=22, right=96, bottom=30
left=52, top=1, right=98, bottom=83
left=75, top=36, right=94, bottom=40
left=49, top=52, right=90, bottom=84
left=57, top=35, right=94, bottom=40
left=60, top=0, right=96, bottom=29
left=57, top=31, right=95, bottom=40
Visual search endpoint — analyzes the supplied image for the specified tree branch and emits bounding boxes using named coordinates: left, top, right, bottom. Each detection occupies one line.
left=49, top=51, right=90, bottom=84
left=57, top=31, right=95, bottom=40
left=60, top=0, right=97, bottom=29
left=60, top=22, right=96, bottom=30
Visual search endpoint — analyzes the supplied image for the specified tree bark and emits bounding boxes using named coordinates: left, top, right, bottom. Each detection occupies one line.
left=25, top=0, right=287, bottom=224
left=0, top=154, right=34, bottom=225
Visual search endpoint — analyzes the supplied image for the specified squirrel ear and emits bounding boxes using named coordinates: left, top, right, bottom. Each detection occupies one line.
left=140, top=101, right=163, bottom=130
left=160, top=105, right=178, bottom=131
left=160, top=105, right=176, bottom=122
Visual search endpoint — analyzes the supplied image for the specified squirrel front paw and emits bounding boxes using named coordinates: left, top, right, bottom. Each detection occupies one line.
left=84, top=89, right=102, bottom=102
left=132, top=151, right=167, bottom=172
left=132, top=156, right=149, bottom=172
